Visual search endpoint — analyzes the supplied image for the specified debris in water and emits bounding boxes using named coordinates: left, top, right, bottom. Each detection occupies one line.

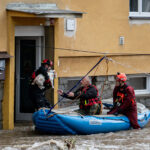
left=64, top=138, right=76, bottom=149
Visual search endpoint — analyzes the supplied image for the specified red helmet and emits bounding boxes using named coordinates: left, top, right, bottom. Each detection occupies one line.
left=42, top=59, right=53, bottom=66
left=116, top=73, right=127, bottom=82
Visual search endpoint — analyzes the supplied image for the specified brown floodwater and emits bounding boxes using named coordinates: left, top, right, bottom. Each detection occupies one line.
left=0, top=122, right=150, bottom=150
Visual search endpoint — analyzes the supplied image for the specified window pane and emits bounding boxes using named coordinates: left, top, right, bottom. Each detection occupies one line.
left=142, top=0, right=150, bottom=12
left=130, top=0, right=138, bottom=12
left=127, top=77, right=146, bottom=90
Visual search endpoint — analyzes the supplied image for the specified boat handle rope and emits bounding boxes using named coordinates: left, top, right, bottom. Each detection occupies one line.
left=47, top=56, right=106, bottom=115
left=47, top=113, right=57, bottom=118
left=42, top=108, right=58, bottom=118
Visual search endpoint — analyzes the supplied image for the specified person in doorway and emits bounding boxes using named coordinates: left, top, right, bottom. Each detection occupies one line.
left=29, top=59, right=54, bottom=110
left=107, top=72, right=140, bottom=129
left=58, top=76, right=102, bottom=115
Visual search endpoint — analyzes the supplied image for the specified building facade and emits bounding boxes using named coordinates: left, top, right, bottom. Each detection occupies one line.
left=0, top=0, right=150, bottom=129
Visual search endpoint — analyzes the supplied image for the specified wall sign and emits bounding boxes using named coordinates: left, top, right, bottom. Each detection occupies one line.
left=66, top=19, right=75, bottom=31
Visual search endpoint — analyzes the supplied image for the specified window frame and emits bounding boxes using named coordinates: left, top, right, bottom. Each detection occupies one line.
left=129, top=0, right=150, bottom=18
left=127, top=74, right=150, bottom=95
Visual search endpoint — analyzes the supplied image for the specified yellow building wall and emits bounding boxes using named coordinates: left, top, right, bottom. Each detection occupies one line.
left=54, top=0, right=150, bottom=76
left=1, top=0, right=150, bottom=129
left=55, top=0, right=150, bottom=56
left=1, top=0, right=150, bottom=56
left=1, top=0, right=150, bottom=68
left=58, top=55, right=150, bottom=77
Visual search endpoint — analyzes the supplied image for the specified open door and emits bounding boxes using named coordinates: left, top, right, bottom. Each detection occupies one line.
left=15, top=37, right=42, bottom=121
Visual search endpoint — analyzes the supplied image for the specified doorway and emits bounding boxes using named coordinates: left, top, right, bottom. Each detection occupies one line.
left=15, top=37, right=42, bottom=121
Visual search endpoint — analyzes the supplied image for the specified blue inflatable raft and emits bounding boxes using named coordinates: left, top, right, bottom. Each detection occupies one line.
left=32, top=101, right=150, bottom=135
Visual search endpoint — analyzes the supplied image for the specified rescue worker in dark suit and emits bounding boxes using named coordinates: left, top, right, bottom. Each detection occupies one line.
left=30, top=59, right=53, bottom=110
left=107, top=72, right=140, bottom=129
left=58, top=76, right=102, bottom=115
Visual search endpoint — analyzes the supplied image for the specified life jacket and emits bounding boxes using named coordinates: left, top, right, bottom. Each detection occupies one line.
left=80, top=85, right=101, bottom=109
left=115, top=84, right=135, bottom=106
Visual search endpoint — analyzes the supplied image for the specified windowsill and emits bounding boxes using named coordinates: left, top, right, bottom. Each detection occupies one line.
left=129, top=13, right=150, bottom=19
left=129, top=16, right=150, bottom=19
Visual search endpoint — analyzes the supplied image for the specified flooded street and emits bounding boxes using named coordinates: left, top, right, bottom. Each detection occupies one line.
left=0, top=122, right=150, bottom=150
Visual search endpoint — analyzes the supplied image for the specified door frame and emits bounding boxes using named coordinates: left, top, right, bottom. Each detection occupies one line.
left=15, top=37, right=42, bottom=121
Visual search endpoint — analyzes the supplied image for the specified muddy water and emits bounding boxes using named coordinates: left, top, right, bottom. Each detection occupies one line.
left=0, top=123, right=150, bottom=150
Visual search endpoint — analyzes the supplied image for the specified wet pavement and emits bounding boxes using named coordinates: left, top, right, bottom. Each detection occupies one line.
left=0, top=122, right=150, bottom=150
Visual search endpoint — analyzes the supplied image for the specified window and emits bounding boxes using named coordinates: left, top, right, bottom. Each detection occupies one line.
left=127, top=75, right=150, bottom=95
left=129, top=0, right=150, bottom=18
left=130, top=0, right=138, bottom=12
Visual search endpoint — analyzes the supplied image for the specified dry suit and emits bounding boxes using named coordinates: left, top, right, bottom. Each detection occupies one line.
left=107, top=83, right=140, bottom=129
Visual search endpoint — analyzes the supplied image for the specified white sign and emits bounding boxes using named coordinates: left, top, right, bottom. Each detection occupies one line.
left=66, top=19, right=75, bottom=31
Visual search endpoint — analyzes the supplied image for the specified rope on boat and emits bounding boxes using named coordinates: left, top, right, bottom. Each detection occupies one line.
left=43, top=107, right=129, bottom=123
left=99, top=58, right=109, bottom=101
left=41, top=108, right=58, bottom=118
left=47, top=56, right=107, bottom=115
left=47, top=113, right=57, bottom=118
left=41, top=106, right=145, bottom=124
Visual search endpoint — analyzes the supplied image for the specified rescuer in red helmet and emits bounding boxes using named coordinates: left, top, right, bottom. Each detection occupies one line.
left=42, top=59, right=53, bottom=69
left=107, top=72, right=140, bottom=129
left=29, top=59, right=54, bottom=110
